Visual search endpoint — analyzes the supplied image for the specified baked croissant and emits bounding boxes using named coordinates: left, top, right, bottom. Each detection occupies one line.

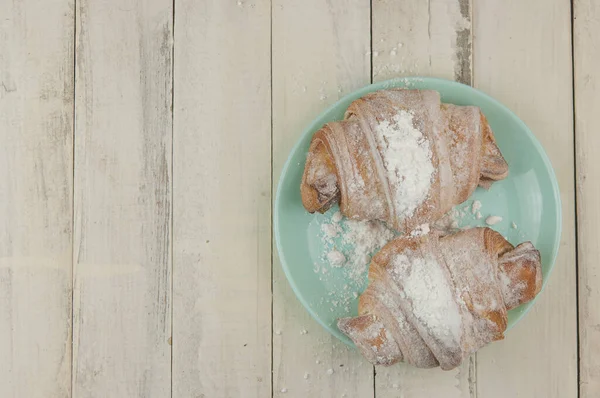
left=337, top=227, right=542, bottom=370
left=301, top=89, right=508, bottom=233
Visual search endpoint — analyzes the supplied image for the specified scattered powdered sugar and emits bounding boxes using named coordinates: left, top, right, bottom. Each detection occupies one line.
left=341, top=219, right=395, bottom=278
left=332, top=211, right=343, bottom=223
left=322, top=211, right=395, bottom=281
left=326, top=368, right=334, bottom=375
left=374, top=110, right=435, bottom=220
left=511, top=221, right=518, bottom=229
left=471, top=200, right=482, bottom=214
left=327, top=250, right=346, bottom=267
left=431, top=199, right=510, bottom=234
left=316, top=209, right=396, bottom=313
left=321, top=223, right=339, bottom=239
left=485, top=215, right=503, bottom=225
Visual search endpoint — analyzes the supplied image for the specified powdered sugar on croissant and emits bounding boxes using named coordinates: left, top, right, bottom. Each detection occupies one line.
left=301, top=89, right=509, bottom=233
left=337, top=228, right=542, bottom=370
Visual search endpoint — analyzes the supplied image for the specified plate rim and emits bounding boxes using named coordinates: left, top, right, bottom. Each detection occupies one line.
left=274, top=76, right=562, bottom=345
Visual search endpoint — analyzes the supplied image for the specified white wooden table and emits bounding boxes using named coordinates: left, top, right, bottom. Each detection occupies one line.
left=0, top=0, right=594, bottom=396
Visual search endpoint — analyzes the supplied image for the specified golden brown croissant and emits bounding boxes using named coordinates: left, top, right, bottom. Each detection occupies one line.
left=301, top=89, right=508, bottom=233
left=337, top=227, right=542, bottom=370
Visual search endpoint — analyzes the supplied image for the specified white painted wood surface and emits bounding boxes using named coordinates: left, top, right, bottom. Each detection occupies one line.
left=72, top=0, right=173, bottom=396
left=372, top=0, right=474, bottom=396
left=372, top=0, right=471, bottom=84
left=574, top=0, right=600, bottom=396
left=473, top=1, right=578, bottom=397
left=272, top=1, right=375, bottom=397
left=0, top=1, right=74, bottom=397
left=172, top=1, right=272, bottom=397
left=0, top=0, right=586, bottom=396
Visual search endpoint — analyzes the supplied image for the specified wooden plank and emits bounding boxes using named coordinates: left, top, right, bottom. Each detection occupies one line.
left=72, top=0, right=173, bottom=395
left=171, top=1, right=271, bottom=397
left=372, top=0, right=472, bottom=84
left=0, top=0, right=74, bottom=396
left=371, top=0, right=474, bottom=396
left=473, top=1, right=578, bottom=397
left=574, top=0, right=600, bottom=396
left=272, top=1, right=374, bottom=397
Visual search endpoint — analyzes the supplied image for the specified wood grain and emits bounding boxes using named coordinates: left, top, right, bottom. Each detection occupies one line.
left=171, top=1, right=271, bottom=397
left=272, top=1, right=374, bottom=397
left=0, top=0, right=74, bottom=396
left=72, top=0, right=173, bottom=395
left=0, top=0, right=584, bottom=396
left=473, top=1, right=578, bottom=397
left=371, top=0, right=474, bottom=396
left=372, top=0, right=472, bottom=84
left=574, top=0, right=600, bottom=396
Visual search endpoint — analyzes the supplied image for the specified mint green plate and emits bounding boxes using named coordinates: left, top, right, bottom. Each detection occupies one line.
left=274, top=77, right=561, bottom=346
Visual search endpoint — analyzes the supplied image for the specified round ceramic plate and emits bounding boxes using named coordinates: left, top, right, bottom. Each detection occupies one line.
left=274, top=77, right=561, bottom=346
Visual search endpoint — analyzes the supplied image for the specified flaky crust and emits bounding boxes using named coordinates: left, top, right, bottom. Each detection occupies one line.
left=301, top=89, right=508, bottom=232
left=338, top=228, right=542, bottom=370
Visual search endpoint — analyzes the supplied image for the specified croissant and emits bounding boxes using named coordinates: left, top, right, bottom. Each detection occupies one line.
left=337, top=227, right=542, bottom=370
left=301, top=89, right=508, bottom=233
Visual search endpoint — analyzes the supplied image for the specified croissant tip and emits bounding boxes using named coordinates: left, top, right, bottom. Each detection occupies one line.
left=336, top=317, right=350, bottom=330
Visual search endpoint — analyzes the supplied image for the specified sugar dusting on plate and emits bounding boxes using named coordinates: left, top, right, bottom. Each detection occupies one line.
left=313, top=198, right=523, bottom=316
left=316, top=210, right=395, bottom=312
left=320, top=211, right=395, bottom=280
